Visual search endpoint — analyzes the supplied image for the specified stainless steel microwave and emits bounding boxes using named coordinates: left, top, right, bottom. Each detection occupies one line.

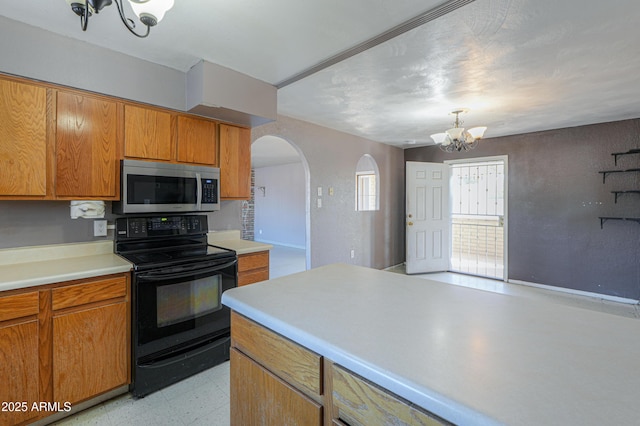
left=113, top=159, right=220, bottom=214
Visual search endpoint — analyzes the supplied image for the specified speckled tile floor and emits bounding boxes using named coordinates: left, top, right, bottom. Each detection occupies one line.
left=52, top=361, right=230, bottom=426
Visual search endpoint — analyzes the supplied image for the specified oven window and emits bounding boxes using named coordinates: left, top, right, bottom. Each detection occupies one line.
left=156, top=276, right=222, bottom=327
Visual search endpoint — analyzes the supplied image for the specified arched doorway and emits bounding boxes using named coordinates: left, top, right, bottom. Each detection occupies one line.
left=248, top=135, right=310, bottom=277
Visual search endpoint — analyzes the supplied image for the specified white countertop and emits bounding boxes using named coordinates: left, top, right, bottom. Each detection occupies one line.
left=207, top=230, right=272, bottom=255
left=0, top=241, right=132, bottom=292
left=222, top=263, right=640, bottom=426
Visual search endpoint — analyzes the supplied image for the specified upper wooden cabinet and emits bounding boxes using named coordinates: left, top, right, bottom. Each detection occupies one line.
left=124, top=104, right=173, bottom=161
left=0, top=78, right=48, bottom=197
left=124, top=103, right=217, bottom=166
left=177, top=115, right=217, bottom=165
left=55, top=90, right=120, bottom=199
left=220, top=123, right=251, bottom=199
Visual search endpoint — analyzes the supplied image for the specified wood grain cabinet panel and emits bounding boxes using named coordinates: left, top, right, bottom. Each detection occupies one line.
left=219, top=123, right=251, bottom=199
left=331, top=364, right=448, bottom=426
left=0, top=291, right=39, bottom=322
left=0, top=78, right=47, bottom=197
left=231, top=312, right=321, bottom=399
left=124, top=104, right=173, bottom=161
left=230, top=348, right=322, bottom=426
left=55, top=91, right=119, bottom=198
left=53, top=302, right=128, bottom=404
left=52, top=276, right=127, bottom=311
left=238, top=251, right=269, bottom=286
left=177, top=115, right=217, bottom=165
left=0, top=321, right=40, bottom=426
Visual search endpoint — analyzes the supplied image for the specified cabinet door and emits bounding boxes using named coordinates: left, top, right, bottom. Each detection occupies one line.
left=230, top=348, right=322, bottom=426
left=55, top=91, right=119, bottom=198
left=176, top=115, right=217, bottom=165
left=0, top=78, right=48, bottom=196
left=0, top=321, right=40, bottom=426
left=124, top=104, right=173, bottom=161
left=219, top=123, right=251, bottom=199
left=53, top=301, right=128, bottom=404
left=0, top=291, right=41, bottom=426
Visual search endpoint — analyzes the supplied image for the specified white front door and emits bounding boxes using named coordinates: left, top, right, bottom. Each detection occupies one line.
left=405, top=161, right=450, bottom=274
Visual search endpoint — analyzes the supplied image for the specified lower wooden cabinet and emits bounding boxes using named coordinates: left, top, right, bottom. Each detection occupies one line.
left=237, top=251, right=269, bottom=286
left=0, top=273, right=130, bottom=426
left=230, top=312, right=449, bottom=426
left=53, top=302, right=128, bottom=404
left=0, top=292, right=41, bottom=426
left=230, top=348, right=322, bottom=426
left=331, top=364, right=447, bottom=426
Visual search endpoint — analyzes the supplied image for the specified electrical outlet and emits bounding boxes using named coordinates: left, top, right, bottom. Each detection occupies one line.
left=350, top=249, right=355, bottom=259
left=94, top=220, right=107, bottom=237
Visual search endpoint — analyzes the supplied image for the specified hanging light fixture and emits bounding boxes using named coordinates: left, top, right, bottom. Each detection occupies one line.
left=65, top=0, right=174, bottom=38
left=430, top=109, right=487, bottom=153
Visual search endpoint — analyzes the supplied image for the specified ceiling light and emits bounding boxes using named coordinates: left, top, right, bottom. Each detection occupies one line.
left=430, top=109, right=487, bottom=152
left=65, top=0, right=174, bottom=38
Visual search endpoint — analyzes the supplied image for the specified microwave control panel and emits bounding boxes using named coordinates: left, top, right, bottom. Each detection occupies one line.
left=201, top=178, right=218, bottom=203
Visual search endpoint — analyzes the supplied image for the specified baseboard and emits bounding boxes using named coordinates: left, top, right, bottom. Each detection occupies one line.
left=508, top=279, right=639, bottom=305
left=254, top=239, right=305, bottom=250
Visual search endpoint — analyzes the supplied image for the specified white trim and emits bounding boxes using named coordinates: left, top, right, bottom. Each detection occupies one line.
left=509, top=279, right=639, bottom=305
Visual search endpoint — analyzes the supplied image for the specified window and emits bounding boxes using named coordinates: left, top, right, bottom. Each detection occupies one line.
left=355, top=155, right=379, bottom=211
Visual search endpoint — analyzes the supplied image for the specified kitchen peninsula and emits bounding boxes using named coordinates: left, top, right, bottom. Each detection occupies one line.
left=222, top=263, right=640, bottom=425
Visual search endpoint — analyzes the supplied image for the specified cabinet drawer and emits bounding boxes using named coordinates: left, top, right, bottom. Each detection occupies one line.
left=231, top=312, right=322, bottom=399
left=331, top=364, right=448, bottom=426
left=52, top=275, right=127, bottom=311
left=238, top=269, right=269, bottom=286
left=0, top=291, right=39, bottom=322
left=238, top=251, right=269, bottom=272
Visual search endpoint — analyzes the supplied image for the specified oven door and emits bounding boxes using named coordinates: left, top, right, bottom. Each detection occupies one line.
left=134, top=257, right=237, bottom=358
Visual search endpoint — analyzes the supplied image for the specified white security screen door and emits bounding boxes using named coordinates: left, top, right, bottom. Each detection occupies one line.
left=405, top=161, right=450, bottom=274
left=449, top=159, right=506, bottom=279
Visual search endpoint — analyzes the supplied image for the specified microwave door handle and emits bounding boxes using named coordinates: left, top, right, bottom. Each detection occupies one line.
left=196, top=172, right=202, bottom=211
left=139, top=259, right=238, bottom=281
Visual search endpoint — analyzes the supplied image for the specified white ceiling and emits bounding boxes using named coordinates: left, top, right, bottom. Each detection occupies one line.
left=2, top=0, right=640, bottom=150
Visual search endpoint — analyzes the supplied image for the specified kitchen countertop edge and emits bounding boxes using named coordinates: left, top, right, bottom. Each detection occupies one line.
left=0, top=241, right=132, bottom=292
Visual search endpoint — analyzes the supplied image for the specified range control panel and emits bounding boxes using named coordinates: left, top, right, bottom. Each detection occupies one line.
left=116, top=215, right=208, bottom=239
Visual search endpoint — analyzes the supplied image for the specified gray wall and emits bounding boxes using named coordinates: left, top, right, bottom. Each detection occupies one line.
left=0, top=201, right=241, bottom=250
left=252, top=115, right=406, bottom=270
left=0, top=16, right=185, bottom=110
left=254, top=163, right=306, bottom=249
left=405, top=119, right=640, bottom=300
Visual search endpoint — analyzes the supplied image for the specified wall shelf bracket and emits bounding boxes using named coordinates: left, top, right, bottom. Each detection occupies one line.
left=599, top=216, right=640, bottom=229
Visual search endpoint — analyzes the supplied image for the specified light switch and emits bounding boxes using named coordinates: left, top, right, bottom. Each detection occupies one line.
left=328, top=187, right=334, bottom=196
left=317, top=198, right=322, bottom=208
left=317, top=187, right=322, bottom=197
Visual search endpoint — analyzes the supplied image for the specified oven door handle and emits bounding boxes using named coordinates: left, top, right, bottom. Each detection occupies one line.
left=138, top=259, right=237, bottom=281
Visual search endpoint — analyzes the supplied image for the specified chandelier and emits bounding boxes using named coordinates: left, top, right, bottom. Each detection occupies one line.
left=430, top=110, right=487, bottom=153
left=65, top=0, right=174, bottom=38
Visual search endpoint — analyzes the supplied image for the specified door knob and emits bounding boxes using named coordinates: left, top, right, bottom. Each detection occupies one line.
left=407, top=221, right=413, bottom=226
